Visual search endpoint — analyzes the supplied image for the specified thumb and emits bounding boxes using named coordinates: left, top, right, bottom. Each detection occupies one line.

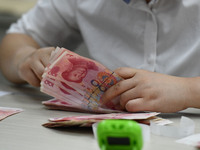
left=114, top=67, right=139, bottom=79
left=125, top=98, right=149, bottom=112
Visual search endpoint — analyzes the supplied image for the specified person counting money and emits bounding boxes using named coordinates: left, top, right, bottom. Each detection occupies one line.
left=0, top=0, right=200, bottom=113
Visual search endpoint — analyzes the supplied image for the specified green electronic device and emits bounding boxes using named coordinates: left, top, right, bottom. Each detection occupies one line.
left=97, top=119, right=143, bottom=150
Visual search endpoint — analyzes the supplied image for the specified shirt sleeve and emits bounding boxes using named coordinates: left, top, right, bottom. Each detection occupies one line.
left=7, top=0, right=82, bottom=49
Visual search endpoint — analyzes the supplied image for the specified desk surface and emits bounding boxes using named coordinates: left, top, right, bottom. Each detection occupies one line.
left=0, top=71, right=199, bottom=150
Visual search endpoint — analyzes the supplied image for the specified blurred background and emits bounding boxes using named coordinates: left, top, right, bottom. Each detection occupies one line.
left=0, top=0, right=37, bottom=40
left=0, top=0, right=37, bottom=85
left=0, top=0, right=89, bottom=57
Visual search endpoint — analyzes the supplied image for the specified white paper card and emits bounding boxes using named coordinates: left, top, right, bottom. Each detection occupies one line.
left=176, top=133, right=200, bottom=146
left=150, top=116, right=195, bottom=138
left=0, top=91, right=11, bottom=97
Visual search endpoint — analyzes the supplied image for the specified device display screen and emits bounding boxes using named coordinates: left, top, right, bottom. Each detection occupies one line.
left=107, top=137, right=130, bottom=145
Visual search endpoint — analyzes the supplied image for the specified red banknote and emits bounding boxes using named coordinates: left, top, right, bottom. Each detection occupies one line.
left=43, top=112, right=160, bottom=127
left=41, top=47, right=123, bottom=113
left=0, top=107, right=23, bottom=121
left=42, top=99, right=122, bottom=113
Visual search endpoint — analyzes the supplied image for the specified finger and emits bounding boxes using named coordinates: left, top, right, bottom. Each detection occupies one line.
left=125, top=98, right=148, bottom=112
left=28, top=70, right=41, bottom=87
left=114, top=67, right=139, bottom=79
left=40, top=47, right=55, bottom=67
left=120, top=87, right=140, bottom=108
left=31, top=61, right=45, bottom=80
left=101, top=78, right=136, bottom=105
left=20, top=69, right=41, bottom=87
left=125, top=98, right=156, bottom=112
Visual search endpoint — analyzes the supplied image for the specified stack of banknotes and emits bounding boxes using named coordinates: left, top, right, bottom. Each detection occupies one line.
left=41, top=47, right=123, bottom=113
left=43, top=112, right=160, bottom=127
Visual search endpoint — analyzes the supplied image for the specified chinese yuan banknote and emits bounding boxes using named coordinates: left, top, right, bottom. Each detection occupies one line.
left=42, top=112, right=160, bottom=128
left=0, top=107, right=23, bottom=121
left=41, top=47, right=123, bottom=113
left=42, top=99, right=121, bottom=113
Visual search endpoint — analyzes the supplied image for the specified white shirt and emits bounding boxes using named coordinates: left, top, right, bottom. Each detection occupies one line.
left=7, top=0, right=200, bottom=77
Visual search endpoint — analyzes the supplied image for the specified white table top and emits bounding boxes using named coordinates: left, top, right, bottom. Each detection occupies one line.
left=0, top=71, right=199, bottom=150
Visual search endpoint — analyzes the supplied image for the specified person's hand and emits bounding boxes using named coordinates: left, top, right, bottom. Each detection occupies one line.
left=17, top=47, right=55, bottom=87
left=102, top=67, right=195, bottom=113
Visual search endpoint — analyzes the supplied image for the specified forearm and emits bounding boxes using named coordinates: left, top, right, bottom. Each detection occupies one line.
left=186, top=77, right=200, bottom=109
left=0, top=33, right=40, bottom=84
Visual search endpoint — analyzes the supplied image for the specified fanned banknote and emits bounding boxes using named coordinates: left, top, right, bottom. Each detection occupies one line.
left=0, top=107, right=23, bottom=121
left=41, top=47, right=123, bottom=113
left=43, top=112, right=160, bottom=127
left=42, top=98, right=121, bottom=113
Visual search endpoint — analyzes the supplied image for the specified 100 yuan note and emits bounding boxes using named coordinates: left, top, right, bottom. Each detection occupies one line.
left=42, top=112, right=160, bottom=128
left=0, top=107, right=23, bottom=121
left=42, top=98, right=121, bottom=113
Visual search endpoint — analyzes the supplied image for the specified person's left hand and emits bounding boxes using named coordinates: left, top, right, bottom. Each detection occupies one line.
left=17, top=47, right=55, bottom=87
left=101, top=67, right=193, bottom=113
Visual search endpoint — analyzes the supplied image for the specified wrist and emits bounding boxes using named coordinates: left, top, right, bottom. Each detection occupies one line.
left=185, top=77, right=200, bottom=109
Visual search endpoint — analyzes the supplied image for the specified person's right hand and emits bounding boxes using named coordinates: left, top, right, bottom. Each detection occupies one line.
left=101, top=67, right=200, bottom=113
left=17, top=47, right=55, bottom=87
